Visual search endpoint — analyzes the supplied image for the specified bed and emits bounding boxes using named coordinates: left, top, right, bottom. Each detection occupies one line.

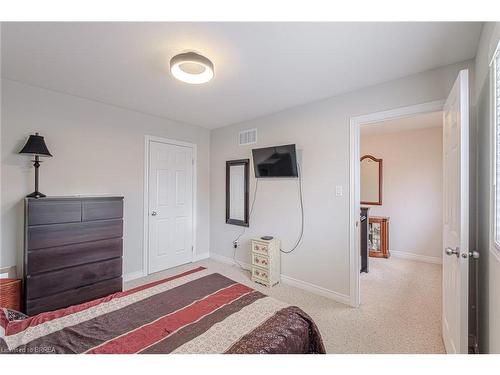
left=0, top=266, right=325, bottom=354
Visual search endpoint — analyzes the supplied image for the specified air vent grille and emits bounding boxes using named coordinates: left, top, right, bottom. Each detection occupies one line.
left=239, top=129, right=257, bottom=146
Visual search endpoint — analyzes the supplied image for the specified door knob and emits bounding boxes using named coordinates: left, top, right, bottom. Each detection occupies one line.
left=469, top=251, right=480, bottom=259
left=445, top=247, right=459, bottom=257
left=461, top=251, right=480, bottom=259
left=151, top=211, right=157, bottom=216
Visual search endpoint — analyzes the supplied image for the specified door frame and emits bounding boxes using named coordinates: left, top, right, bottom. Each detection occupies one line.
left=143, top=135, right=198, bottom=276
left=349, top=100, right=445, bottom=307
left=490, top=42, right=500, bottom=261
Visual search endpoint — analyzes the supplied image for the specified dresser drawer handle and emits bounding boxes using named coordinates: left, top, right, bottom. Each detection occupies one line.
left=254, top=270, right=267, bottom=278
left=254, top=257, right=268, bottom=265
left=253, top=244, right=269, bottom=252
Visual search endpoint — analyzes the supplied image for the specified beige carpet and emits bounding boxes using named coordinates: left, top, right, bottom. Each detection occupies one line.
left=125, top=256, right=445, bottom=354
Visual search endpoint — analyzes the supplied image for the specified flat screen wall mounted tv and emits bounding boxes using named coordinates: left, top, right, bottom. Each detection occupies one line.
left=252, top=144, right=298, bottom=178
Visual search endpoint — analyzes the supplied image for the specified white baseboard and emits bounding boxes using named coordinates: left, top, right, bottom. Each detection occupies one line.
left=124, top=253, right=209, bottom=283
left=280, top=274, right=351, bottom=304
left=210, top=253, right=251, bottom=269
left=123, top=270, right=146, bottom=282
left=390, top=250, right=442, bottom=264
left=209, top=253, right=350, bottom=306
left=193, top=252, right=210, bottom=262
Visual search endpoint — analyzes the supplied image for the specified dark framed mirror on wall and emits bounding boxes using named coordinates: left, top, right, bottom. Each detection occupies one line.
left=226, top=159, right=250, bottom=227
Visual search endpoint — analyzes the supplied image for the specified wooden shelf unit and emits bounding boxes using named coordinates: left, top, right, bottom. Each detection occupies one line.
left=368, top=216, right=390, bottom=258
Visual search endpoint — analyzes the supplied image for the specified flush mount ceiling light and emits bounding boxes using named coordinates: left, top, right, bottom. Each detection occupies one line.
left=170, top=52, right=214, bottom=84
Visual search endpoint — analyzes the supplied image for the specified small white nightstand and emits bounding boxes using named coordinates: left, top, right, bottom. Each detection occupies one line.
left=251, top=237, right=281, bottom=287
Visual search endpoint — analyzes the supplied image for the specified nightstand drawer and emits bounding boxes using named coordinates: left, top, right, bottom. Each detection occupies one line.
left=252, top=242, right=269, bottom=255
left=252, top=253, right=270, bottom=269
left=251, top=266, right=269, bottom=282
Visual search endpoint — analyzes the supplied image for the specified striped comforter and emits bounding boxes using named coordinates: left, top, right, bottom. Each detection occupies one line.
left=0, top=267, right=325, bottom=354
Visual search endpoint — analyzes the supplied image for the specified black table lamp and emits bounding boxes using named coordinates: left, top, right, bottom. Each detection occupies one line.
left=19, top=132, right=53, bottom=198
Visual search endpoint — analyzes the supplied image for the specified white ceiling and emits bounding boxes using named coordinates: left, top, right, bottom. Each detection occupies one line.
left=360, top=111, right=443, bottom=136
left=1, top=22, right=482, bottom=129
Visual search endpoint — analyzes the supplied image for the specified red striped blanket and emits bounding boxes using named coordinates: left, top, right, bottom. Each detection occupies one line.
left=0, top=267, right=325, bottom=354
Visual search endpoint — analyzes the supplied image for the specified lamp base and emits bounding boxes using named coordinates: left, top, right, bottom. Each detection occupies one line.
left=26, top=191, right=46, bottom=199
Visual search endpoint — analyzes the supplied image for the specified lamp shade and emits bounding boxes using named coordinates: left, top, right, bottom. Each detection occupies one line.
left=19, top=133, right=52, bottom=157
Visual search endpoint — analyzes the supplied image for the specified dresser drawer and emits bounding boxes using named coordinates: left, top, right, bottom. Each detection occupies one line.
left=26, top=257, right=122, bottom=300
left=26, top=277, right=122, bottom=316
left=27, top=219, right=123, bottom=250
left=252, top=242, right=269, bottom=255
left=252, top=253, right=270, bottom=269
left=27, top=238, right=123, bottom=275
left=28, top=200, right=82, bottom=226
left=82, top=199, right=123, bottom=221
left=251, top=266, right=269, bottom=282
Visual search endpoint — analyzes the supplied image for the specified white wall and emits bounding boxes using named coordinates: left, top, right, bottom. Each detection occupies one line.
left=210, top=59, right=474, bottom=300
left=361, top=127, right=443, bottom=262
left=474, top=22, right=500, bottom=354
left=1, top=79, right=211, bottom=277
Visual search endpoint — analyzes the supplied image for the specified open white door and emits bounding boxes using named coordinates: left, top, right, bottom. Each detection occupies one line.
left=148, top=140, right=194, bottom=273
left=442, top=69, right=469, bottom=354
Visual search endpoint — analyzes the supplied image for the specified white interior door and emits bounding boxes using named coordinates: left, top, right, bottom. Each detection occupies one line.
left=442, top=69, right=469, bottom=354
left=148, top=140, right=194, bottom=273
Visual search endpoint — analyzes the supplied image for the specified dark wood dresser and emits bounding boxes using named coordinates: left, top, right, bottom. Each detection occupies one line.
left=23, top=196, right=124, bottom=316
